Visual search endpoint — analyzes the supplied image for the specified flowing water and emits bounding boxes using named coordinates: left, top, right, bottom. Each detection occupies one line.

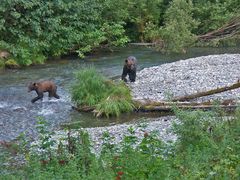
left=0, top=46, right=239, bottom=141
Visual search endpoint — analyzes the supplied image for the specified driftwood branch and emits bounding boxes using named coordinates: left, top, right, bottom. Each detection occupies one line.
left=198, top=17, right=240, bottom=41
left=135, top=99, right=238, bottom=112
left=173, top=81, right=240, bottom=102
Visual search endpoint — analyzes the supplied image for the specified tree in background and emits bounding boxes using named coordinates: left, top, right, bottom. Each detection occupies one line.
left=192, top=0, right=240, bottom=35
left=126, top=0, right=162, bottom=42
left=0, top=0, right=239, bottom=66
left=160, top=0, right=198, bottom=53
left=0, top=0, right=129, bottom=65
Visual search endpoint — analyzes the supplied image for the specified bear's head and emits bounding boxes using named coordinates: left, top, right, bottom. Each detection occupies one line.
left=28, top=82, right=38, bottom=92
left=125, top=56, right=136, bottom=70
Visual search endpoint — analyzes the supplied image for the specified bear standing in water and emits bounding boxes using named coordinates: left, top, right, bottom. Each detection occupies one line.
left=121, top=56, right=137, bottom=82
left=28, top=80, right=60, bottom=103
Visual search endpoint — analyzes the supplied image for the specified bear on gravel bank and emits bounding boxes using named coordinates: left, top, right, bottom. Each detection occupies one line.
left=121, top=56, right=137, bottom=82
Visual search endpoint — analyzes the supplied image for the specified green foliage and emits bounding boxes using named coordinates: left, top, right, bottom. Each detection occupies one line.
left=71, top=67, right=134, bottom=117
left=160, top=0, right=198, bottom=53
left=126, top=0, right=163, bottom=42
left=101, top=22, right=129, bottom=47
left=192, top=0, right=240, bottom=34
left=96, top=82, right=134, bottom=117
left=171, top=108, right=240, bottom=179
left=0, top=0, right=129, bottom=65
left=0, top=0, right=239, bottom=63
left=71, top=67, right=108, bottom=107
left=1, top=108, right=240, bottom=179
left=4, top=58, right=20, bottom=69
left=0, top=59, right=4, bottom=69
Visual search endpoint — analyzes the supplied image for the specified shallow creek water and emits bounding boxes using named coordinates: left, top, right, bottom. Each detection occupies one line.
left=0, top=46, right=239, bottom=141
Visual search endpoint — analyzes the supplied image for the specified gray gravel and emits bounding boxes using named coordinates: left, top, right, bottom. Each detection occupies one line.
left=130, top=54, right=240, bottom=102
left=41, top=116, right=177, bottom=153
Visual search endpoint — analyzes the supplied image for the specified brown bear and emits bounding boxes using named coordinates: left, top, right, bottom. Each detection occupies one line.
left=121, top=56, right=137, bottom=82
left=28, top=80, right=60, bottom=103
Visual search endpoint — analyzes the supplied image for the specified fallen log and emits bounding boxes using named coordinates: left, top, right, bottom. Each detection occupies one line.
left=173, top=81, right=240, bottom=102
left=198, top=17, right=240, bottom=41
left=137, top=105, right=237, bottom=112
left=135, top=99, right=238, bottom=112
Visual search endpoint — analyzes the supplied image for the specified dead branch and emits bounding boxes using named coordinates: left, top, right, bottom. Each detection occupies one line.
left=173, top=81, right=240, bottom=102
left=198, top=17, right=240, bottom=41
left=135, top=99, right=238, bottom=112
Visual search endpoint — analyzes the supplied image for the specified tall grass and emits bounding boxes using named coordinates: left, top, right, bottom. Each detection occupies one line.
left=71, top=67, right=134, bottom=117
left=71, top=67, right=108, bottom=107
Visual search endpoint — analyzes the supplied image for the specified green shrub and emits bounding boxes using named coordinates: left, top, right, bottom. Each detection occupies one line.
left=1, top=108, right=240, bottom=179
left=0, top=0, right=129, bottom=65
left=0, top=59, right=4, bottom=69
left=71, top=67, right=134, bottom=117
left=171, top=107, right=240, bottom=179
left=160, top=0, right=198, bottom=53
left=4, top=59, right=20, bottom=69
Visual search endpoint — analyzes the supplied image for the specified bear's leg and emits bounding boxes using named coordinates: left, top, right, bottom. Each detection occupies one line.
left=53, top=93, right=60, bottom=99
left=121, top=65, right=128, bottom=82
left=31, top=92, right=43, bottom=103
left=48, top=91, right=53, bottom=100
left=52, top=87, right=60, bottom=99
left=129, top=70, right=136, bottom=82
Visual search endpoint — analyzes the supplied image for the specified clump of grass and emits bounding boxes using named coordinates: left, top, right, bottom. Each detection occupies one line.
left=95, top=82, right=134, bottom=117
left=71, top=67, right=134, bottom=117
left=71, top=67, right=109, bottom=107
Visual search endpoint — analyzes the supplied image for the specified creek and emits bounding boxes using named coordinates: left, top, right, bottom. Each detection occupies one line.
left=0, top=46, right=239, bottom=141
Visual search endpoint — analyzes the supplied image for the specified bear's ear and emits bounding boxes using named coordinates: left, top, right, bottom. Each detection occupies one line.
left=125, top=59, right=128, bottom=63
left=33, top=82, right=37, bottom=86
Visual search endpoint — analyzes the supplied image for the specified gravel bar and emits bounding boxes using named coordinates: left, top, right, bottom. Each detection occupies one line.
left=130, top=54, right=240, bottom=102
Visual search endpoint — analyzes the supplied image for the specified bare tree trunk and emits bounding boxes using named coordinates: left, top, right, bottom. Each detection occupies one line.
left=173, top=81, right=240, bottom=102
left=135, top=99, right=237, bottom=112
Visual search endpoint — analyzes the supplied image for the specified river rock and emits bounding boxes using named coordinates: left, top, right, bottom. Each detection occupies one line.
left=130, top=54, right=240, bottom=102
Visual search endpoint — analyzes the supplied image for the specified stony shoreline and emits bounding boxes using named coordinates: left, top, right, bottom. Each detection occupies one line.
left=47, top=54, right=240, bottom=151
left=130, top=54, right=240, bottom=103
left=41, top=116, right=177, bottom=154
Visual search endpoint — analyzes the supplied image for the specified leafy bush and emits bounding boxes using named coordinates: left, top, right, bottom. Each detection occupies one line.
left=160, top=0, right=198, bottom=53
left=4, top=59, right=20, bottom=69
left=0, top=59, right=4, bottom=69
left=71, top=67, right=134, bottom=117
left=192, top=0, right=240, bottom=35
left=171, top=107, right=240, bottom=179
left=0, top=0, right=129, bottom=65
left=1, top=108, right=240, bottom=179
left=0, top=0, right=239, bottom=63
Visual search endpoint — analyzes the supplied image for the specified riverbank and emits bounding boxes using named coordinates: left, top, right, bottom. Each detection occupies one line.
left=130, top=54, right=240, bottom=103
left=33, top=116, right=177, bottom=154
left=49, top=54, right=240, bottom=152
